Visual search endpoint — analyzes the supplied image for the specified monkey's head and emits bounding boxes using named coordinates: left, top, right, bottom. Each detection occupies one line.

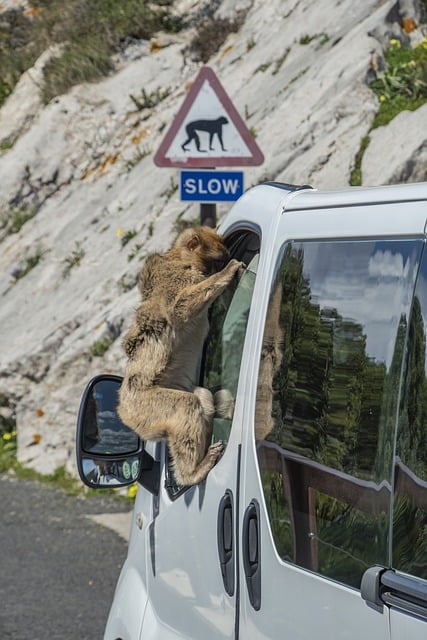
left=173, top=226, right=230, bottom=275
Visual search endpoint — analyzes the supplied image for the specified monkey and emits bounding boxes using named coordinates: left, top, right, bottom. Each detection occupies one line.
left=118, top=226, right=243, bottom=486
left=181, top=116, right=229, bottom=152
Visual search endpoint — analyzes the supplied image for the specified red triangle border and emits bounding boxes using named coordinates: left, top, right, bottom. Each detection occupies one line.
left=154, top=66, right=264, bottom=168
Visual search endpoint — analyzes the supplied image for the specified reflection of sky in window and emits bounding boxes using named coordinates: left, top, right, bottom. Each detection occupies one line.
left=300, top=240, right=422, bottom=369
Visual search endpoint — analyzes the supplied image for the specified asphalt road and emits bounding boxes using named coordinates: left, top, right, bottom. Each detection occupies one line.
left=0, top=474, right=131, bottom=640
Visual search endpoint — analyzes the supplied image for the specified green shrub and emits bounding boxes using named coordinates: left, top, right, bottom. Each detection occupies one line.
left=370, top=38, right=427, bottom=128
left=0, top=0, right=182, bottom=107
left=351, top=37, right=427, bottom=185
left=1, top=204, right=38, bottom=236
left=62, top=242, right=84, bottom=278
left=90, top=336, right=114, bottom=357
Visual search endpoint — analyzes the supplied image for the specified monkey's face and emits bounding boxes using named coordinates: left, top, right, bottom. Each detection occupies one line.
left=175, top=226, right=230, bottom=275
left=197, top=227, right=230, bottom=274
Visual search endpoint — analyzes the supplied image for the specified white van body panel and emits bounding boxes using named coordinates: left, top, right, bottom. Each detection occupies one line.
left=101, top=182, right=427, bottom=640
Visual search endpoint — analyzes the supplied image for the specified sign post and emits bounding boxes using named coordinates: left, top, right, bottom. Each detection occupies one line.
left=154, top=66, right=264, bottom=226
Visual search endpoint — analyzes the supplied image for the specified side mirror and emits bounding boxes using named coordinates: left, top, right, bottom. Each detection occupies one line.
left=76, top=374, right=159, bottom=494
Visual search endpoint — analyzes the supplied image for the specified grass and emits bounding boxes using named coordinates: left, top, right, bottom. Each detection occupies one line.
left=370, top=38, right=427, bottom=127
left=0, top=0, right=182, bottom=108
left=350, top=37, right=427, bottom=186
left=129, top=86, right=171, bottom=111
left=349, top=135, right=371, bottom=187
left=90, top=336, right=114, bottom=357
left=120, top=229, right=138, bottom=248
left=299, top=33, right=329, bottom=46
left=0, top=204, right=38, bottom=236
left=12, top=246, right=46, bottom=280
left=62, top=241, right=85, bottom=278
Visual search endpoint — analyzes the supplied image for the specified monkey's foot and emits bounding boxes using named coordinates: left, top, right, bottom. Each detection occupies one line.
left=208, top=440, right=225, bottom=463
left=214, top=388, right=234, bottom=420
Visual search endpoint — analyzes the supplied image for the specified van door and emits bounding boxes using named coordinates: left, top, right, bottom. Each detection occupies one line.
left=239, top=214, right=425, bottom=639
left=141, top=229, right=260, bottom=639
left=387, top=244, right=427, bottom=636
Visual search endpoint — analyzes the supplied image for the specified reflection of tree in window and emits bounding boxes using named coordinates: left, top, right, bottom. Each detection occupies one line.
left=256, top=239, right=422, bottom=589
left=394, top=292, right=427, bottom=580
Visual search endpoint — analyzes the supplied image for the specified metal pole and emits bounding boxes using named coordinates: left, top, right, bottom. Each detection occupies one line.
left=200, top=203, right=217, bottom=228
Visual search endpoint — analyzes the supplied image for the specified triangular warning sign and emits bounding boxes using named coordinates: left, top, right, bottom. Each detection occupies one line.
left=154, top=66, right=264, bottom=168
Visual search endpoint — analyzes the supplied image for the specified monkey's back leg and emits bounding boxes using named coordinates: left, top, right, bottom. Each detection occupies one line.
left=118, top=385, right=223, bottom=485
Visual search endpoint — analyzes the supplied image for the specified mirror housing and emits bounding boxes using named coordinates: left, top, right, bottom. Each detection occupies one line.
left=76, top=374, right=159, bottom=495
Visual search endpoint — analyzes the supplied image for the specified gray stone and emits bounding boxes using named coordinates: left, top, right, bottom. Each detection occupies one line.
left=0, top=0, right=426, bottom=476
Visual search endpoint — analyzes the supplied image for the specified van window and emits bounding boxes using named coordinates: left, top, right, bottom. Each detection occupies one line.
left=255, top=239, right=423, bottom=588
left=166, top=230, right=259, bottom=497
left=394, top=249, right=427, bottom=581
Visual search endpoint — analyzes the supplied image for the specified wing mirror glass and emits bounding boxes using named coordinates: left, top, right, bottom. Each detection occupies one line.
left=76, top=374, right=159, bottom=493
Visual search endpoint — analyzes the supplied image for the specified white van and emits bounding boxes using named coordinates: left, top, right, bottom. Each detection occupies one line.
left=77, top=181, right=427, bottom=640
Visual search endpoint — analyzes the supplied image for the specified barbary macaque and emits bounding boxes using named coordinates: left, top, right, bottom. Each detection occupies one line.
left=118, top=226, right=243, bottom=485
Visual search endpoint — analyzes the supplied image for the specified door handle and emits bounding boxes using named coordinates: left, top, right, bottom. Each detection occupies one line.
left=361, top=566, right=427, bottom=619
left=243, top=500, right=261, bottom=611
left=217, top=490, right=234, bottom=596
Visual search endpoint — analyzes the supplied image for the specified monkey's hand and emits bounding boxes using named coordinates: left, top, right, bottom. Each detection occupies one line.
left=173, top=260, right=244, bottom=322
left=222, top=258, right=245, bottom=277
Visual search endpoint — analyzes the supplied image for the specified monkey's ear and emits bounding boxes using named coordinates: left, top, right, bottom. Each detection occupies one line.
left=186, top=233, right=201, bottom=252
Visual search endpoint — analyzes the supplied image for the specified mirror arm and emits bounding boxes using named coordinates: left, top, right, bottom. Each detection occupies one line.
left=139, top=450, right=160, bottom=495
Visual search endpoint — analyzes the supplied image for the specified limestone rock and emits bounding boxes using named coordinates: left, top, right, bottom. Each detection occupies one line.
left=0, top=0, right=426, bottom=476
left=362, top=105, right=427, bottom=186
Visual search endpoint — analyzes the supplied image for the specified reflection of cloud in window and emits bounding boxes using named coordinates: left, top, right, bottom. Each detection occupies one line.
left=368, top=250, right=409, bottom=279
left=302, top=241, right=419, bottom=368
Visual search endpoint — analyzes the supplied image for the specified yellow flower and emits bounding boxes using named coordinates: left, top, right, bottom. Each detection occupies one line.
left=379, top=95, right=386, bottom=102
left=390, top=38, right=401, bottom=49
left=127, top=483, right=138, bottom=499
left=2, top=432, right=12, bottom=441
left=116, top=227, right=124, bottom=238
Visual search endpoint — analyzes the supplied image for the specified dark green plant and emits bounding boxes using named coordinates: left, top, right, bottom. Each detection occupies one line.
left=370, top=38, right=427, bottom=128
left=62, top=242, right=84, bottom=278
left=120, top=229, right=138, bottom=248
left=349, top=135, right=370, bottom=187
left=90, top=336, right=114, bottom=357
left=13, top=247, right=46, bottom=280
left=1, top=204, right=38, bottom=235
left=129, top=86, right=171, bottom=111
left=351, top=37, right=427, bottom=185
left=127, top=243, right=143, bottom=261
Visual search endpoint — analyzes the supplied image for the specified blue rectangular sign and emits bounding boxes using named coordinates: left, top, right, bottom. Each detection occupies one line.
left=180, top=170, right=244, bottom=202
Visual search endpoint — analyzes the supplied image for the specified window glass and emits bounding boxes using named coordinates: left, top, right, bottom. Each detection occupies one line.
left=256, top=239, right=422, bottom=588
left=166, top=231, right=259, bottom=497
left=394, top=249, right=427, bottom=580
left=203, top=231, right=259, bottom=443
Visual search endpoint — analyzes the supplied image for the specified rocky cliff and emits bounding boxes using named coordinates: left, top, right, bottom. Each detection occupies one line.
left=0, top=0, right=426, bottom=475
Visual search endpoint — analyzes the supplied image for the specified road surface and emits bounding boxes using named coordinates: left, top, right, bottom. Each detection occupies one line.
left=0, top=474, right=132, bottom=640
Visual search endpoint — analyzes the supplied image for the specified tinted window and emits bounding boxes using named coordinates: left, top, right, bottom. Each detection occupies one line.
left=255, top=239, right=422, bottom=588
left=394, top=249, right=427, bottom=580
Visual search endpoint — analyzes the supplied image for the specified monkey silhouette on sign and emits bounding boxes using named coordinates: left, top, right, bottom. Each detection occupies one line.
left=181, top=116, right=229, bottom=152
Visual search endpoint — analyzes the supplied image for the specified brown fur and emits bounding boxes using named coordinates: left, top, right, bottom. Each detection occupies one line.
left=118, top=226, right=242, bottom=485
